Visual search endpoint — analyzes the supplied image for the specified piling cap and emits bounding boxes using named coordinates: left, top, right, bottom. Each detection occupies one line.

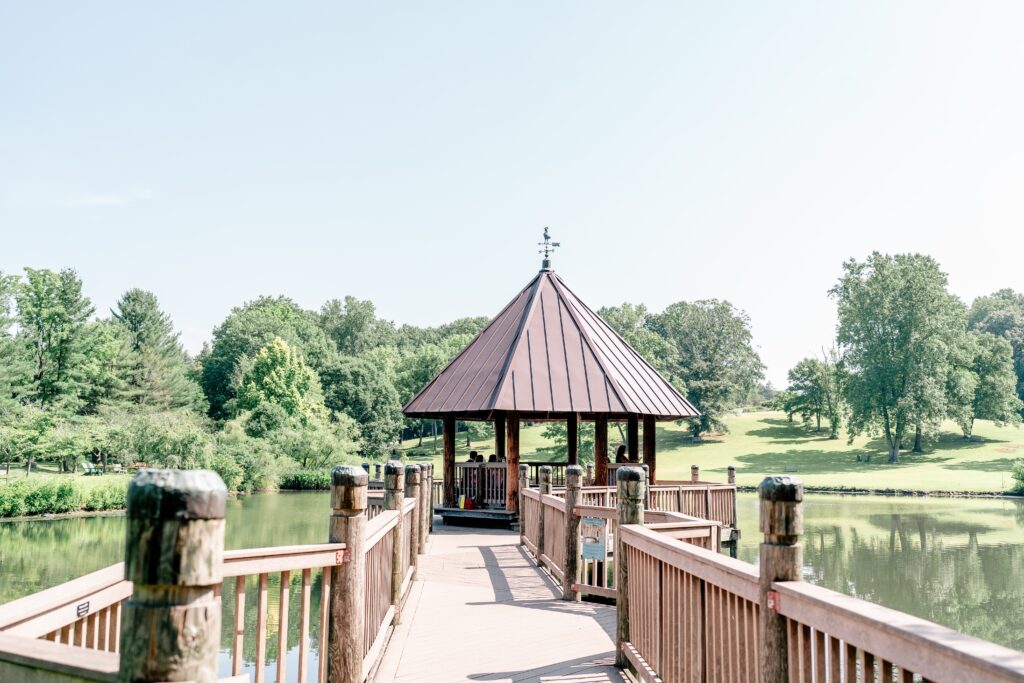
left=332, top=464, right=369, bottom=488
left=384, top=461, right=404, bottom=476
left=566, top=464, right=583, bottom=475
left=127, top=469, right=227, bottom=521
left=616, top=466, right=644, bottom=483
left=404, top=463, right=422, bottom=480
left=759, top=475, right=803, bottom=502
left=519, top=463, right=529, bottom=474
left=538, top=465, right=552, bottom=473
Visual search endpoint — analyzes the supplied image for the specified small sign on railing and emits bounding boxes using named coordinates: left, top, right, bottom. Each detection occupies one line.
left=581, top=518, right=606, bottom=561
left=76, top=601, right=89, bottom=618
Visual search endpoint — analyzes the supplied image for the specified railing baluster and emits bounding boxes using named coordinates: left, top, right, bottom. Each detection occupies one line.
left=232, top=575, right=246, bottom=675
left=255, top=572, right=268, bottom=683
left=277, top=569, right=290, bottom=683
left=318, top=566, right=331, bottom=683
left=299, top=567, right=311, bottom=682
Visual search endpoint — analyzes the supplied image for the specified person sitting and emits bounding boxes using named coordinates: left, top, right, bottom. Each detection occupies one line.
left=488, top=453, right=498, bottom=463
left=467, top=450, right=479, bottom=462
left=615, top=444, right=628, bottom=463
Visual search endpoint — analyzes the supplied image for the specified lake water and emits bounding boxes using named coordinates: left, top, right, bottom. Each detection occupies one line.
left=1, top=490, right=1022, bottom=673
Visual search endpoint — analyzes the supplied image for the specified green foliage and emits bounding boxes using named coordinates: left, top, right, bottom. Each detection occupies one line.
left=968, top=289, right=1024, bottom=415
left=649, top=299, right=764, bottom=437
left=0, top=477, right=128, bottom=518
left=320, top=296, right=395, bottom=356
left=199, top=296, right=335, bottom=419
left=1011, top=459, right=1024, bottom=494
left=279, top=469, right=332, bottom=490
left=236, top=338, right=325, bottom=423
left=541, top=421, right=597, bottom=464
left=959, top=332, right=1023, bottom=437
left=785, top=353, right=844, bottom=438
left=832, top=253, right=968, bottom=462
left=321, top=357, right=401, bottom=458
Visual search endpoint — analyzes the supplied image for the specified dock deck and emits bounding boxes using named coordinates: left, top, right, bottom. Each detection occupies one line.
left=376, top=526, right=624, bottom=682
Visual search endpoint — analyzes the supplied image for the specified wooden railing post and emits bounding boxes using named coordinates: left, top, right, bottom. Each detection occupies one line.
left=640, top=463, right=650, bottom=510
left=374, top=463, right=382, bottom=480
left=691, top=464, right=700, bottom=483
left=563, top=465, right=582, bottom=602
left=537, top=466, right=551, bottom=559
left=425, top=463, right=435, bottom=533
left=404, top=465, right=421, bottom=569
left=615, top=466, right=645, bottom=669
left=419, top=461, right=430, bottom=554
left=586, top=463, right=594, bottom=486
left=727, top=465, right=736, bottom=484
left=518, top=464, right=529, bottom=545
left=328, top=465, right=368, bottom=683
left=119, top=469, right=226, bottom=683
left=383, top=461, right=405, bottom=624
left=758, top=475, right=804, bottom=683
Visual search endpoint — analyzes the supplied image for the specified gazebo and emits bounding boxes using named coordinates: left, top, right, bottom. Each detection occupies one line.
left=403, top=232, right=699, bottom=523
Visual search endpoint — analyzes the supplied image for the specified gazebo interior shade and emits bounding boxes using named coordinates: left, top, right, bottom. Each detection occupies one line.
left=403, top=269, right=699, bottom=420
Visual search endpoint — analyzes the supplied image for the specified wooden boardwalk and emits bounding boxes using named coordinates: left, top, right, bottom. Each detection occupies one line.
left=375, top=526, right=624, bottom=683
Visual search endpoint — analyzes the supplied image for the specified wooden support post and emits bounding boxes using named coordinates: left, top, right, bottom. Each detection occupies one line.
left=586, top=464, right=594, bottom=486
left=118, top=470, right=226, bottom=683
left=728, top=465, right=736, bottom=484
left=518, top=464, right=529, bottom=545
left=537, top=465, right=552, bottom=559
left=563, top=465, right=582, bottom=601
left=640, top=464, right=650, bottom=510
left=642, top=415, right=656, bottom=484
left=404, top=465, right=421, bottom=570
left=615, top=466, right=645, bottom=669
left=419, top=460, right=430, bottom=554
left=627, top=415, right=639, bottom=462
left=495, top=414, right=506, bottom=460
left=328, top=465, right=367, bottom=683
left=374, top=463, right=382, bottom=480
left=758, top=476, right=804, bottom=683
left=567, top=413, right=579, bottom=465
left=383, top=461, right=405, bottom=624
left=506, top=414, right=521, bottom=511
left=426, top=463, right=435, bottom=533
left=443, top=415, right=456, bottom=508
left=691, top=465, right=700, bottom=483
left=594, top=417, right=609, bottom=486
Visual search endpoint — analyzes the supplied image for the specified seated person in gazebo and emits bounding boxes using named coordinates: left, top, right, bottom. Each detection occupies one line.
left=615, top=444, right=628, bottom=463
left=488, top=453, right=498, bottom=463
left=467, top=450, right=479, bottom=462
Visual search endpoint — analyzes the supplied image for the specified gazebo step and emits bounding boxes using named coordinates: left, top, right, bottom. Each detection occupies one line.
left=437, top=507, right=517, bottom=529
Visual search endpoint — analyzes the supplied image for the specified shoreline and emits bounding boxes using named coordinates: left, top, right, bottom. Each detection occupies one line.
left=736, top=485, right=1024, bottom=499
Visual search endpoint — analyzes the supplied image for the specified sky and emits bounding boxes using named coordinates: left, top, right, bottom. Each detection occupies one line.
left=3, top=2, right=1024, bottom=387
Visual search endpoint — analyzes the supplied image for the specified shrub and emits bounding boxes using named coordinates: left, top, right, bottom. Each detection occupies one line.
left=1012, top=459, right=1024, bottom=494
left=82, top=481, right=128, bottom=511
left=279, top=470, right=332, bottom=490
left=0, top=477, right=127, bottom=517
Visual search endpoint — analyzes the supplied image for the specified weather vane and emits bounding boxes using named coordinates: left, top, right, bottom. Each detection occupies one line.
left=538, top=227, right=561, bottom=270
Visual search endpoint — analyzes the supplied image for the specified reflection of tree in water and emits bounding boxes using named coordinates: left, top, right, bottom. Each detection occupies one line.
left=801, top=513, right=1024, bottom=651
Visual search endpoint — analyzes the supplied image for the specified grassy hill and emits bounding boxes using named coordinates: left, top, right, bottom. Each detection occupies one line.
left=400, top=411, right=1024, bottom=493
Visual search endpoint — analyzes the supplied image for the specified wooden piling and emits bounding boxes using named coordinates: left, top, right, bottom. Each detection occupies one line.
left=418, top=461, right=430, bottom=554
left=404, top=465, right=421, bottom=571
left=425, top=463, right=435, bottom=533
left=563, top=465, right=582, bottom=601
left=328, top=465, right=368, bottom=683
left=615, top=466, right=645, bottom=670
left=443, top=415, right=456, bottom=508
left=727, top=465, right=736, bottom=484
left=383, top=461, right=405, bottom=624
left=642, top=415, right=656, bottom=483
left=594, top=417, right=609, bottom=486
left=691, top=464, right=700, bottom=483
left=506, top=414, right=521, bottom=511
left=518, top=464, right=529, bottom=545
left=758, top=475, right=804, bottom=683
left=537, top=466, right=551, bottom=559
left=118, top=469, right=227, bottom=683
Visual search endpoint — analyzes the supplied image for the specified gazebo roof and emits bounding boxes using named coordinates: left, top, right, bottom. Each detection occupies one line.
left=403, top=268, right=699, bottom=420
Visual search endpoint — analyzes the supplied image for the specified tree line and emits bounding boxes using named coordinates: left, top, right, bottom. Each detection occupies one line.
left=774, top=253, right=1023, bottom=462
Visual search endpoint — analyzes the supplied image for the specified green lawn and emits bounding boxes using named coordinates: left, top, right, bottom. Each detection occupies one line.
left=399, top=411, right=1024, bottom=493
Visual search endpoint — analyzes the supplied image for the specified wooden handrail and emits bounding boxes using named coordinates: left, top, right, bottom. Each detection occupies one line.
left=774, top=581, right=1024, bottom=682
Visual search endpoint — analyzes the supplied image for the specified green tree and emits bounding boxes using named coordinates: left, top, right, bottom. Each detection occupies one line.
left=957, top=332, right=1023, bottom=438
left=15, top=268, right=95, bottom=410
left=541, top=420, right=596, bottom=464
left=0, top=273, right=28, bottom=411
left=319, top=296, right=395, bottom=356
left=831, top=253, right=967, bottom=462
left=112, top=289, right=204, bottom=411
left=649, top=300, right=764, bottom=438
left=787, top=358, right=826, bottom=431
left=321, top=357, right=401, bottom=458
left=237, top=338, right=325, bottom=423
left=820, top=348, right=845, bottom=440
left=968, top=289, right=1024, bottom=415
left=200, top=296, right=335, bottom=418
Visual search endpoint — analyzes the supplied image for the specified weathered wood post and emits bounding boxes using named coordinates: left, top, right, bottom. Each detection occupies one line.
left=615, top=466, right=645, bottom=669
left=518, top=464, right=529, bottom=545
left=594, top=417, right=609, bottom=486
left=586, top=463, right=594, bottom=486
left=328, top=465, right=368, bottom=683
left=758, top=475, right=804, bottom=683
left=419, top=461, right=430, bottom=554
left=383, top=461, right=405, bottom=624
left=374, top=463, right=382, bottom=480
left=640, top=463, right=651, bottom=510
left=425, top=463, right=435, bottom=533
left=404, top=465, right=421, bottom=571
left=537, top=465, right=552, bottom=560
left=691, top=464, right=700, bottom=483
left=563, top=464, right=582, bottom=601
left=119, top=469, right=226, bottom=683
left=727, top=465, right=736, bottom=485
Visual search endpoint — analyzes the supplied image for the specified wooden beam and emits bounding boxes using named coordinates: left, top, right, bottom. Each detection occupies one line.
left=642, top=415, right=656, bottom=484
left=495, top=414, right=506, bottom=460
left=443, top=416, right=456, bottom=508
left=627, top=415, right=639, bottom=462
left=594, top=417, right=608, bottom=486
left=566, top=413, right=578, bottom=465
left=506, top=414, right=521, bottom=511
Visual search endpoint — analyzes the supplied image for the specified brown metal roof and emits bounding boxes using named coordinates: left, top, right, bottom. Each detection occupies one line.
left=403, top=269, right=699, bottom=420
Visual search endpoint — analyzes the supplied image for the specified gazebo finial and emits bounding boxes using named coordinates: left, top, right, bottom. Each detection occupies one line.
left=538, top=227, right=561, bottom=271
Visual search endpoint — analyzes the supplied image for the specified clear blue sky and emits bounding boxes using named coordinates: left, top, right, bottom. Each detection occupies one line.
left=3, top=2, right=1024, bottom=387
